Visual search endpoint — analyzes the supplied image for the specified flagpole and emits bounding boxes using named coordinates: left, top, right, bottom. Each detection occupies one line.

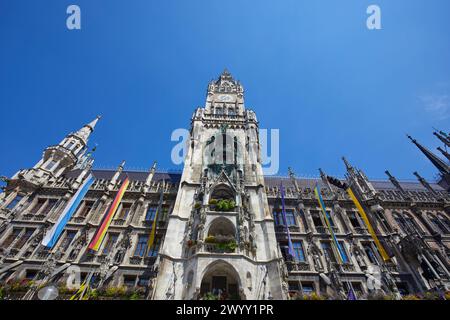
left=280, top=183, right=295, bottom=261
left=317, top=169, right=358, bottom=299
left=146, top=179, right=165, bottom=256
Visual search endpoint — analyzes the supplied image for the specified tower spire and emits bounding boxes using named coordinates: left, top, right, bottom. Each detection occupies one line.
left=437, top=147, right=450, bottom=162
left=407, top=135, right=450, bottom=175
left=74, top=115, right=101, bottom=145
left=433, top=131, right=450, bottom=148
left=319, top=168, right=334, bottom=191
left=413, top=171, right=437, bottom=194
left=384, top=170, right=405, bottom=193
left=342, top=157, right=353, bottom=171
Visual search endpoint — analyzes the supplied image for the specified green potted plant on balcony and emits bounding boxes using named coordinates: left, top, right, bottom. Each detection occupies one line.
left=216, top=199, right=235, bottom=212
left=215, top=240, right=237, bottom=253
left=202, top=292, right=219, bottom=300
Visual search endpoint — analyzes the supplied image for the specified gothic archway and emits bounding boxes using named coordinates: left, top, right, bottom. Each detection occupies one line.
left=205, top=217, right=237, bottom=254
left=200, top=260, right=242, bottom=300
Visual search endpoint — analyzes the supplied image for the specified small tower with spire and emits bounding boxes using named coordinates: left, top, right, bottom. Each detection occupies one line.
left=10, top=116, right=100, bottom=190
left=407, top=134, right=450, bottom=191
left=204, top=69, right=246, bottom=117
left=342, top=157, right=377, bottom=199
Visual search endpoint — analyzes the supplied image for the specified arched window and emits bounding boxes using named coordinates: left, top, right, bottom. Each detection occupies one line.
left=393, top=212, right=408, bottom=234
left=427, top=213, right=450, bottom=234
left=187, top=270, right=194, bottom=287
left=246, top=272, right=252, bottom=290
left=403, top=212, right=424, bottom=235
left=438, top=214, right=450, bottom=233
left=374, top=210, right=393, bottom=233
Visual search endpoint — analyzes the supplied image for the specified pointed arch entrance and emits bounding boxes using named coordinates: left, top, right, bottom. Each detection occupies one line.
left=200, top=260, right=243, bottom=300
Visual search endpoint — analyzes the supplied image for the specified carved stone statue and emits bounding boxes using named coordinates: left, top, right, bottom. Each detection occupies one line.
left=350, top=240, right=367, bottom=269
left=114, top=230, right=132, bottom=264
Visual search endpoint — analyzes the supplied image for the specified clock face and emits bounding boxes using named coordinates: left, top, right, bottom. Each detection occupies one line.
left=218, top=94, right=232, bottom=102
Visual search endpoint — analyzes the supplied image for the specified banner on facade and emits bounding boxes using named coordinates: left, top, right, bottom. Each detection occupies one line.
left=88, top=177, right=130, bottom=251
left=42, top=174, right=94, bottom=248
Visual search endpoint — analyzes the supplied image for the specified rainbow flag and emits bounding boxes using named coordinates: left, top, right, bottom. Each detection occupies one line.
left=314, top=184, right=348, bottom=264
left=88, top=177, right=130, bottom=251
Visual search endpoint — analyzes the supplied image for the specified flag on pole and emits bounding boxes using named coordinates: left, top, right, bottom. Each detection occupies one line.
left=346, top=187, right=390, bottom=262
left=280, top=183, right=295, bottom=260
left=146, top=180, right=165, bottom=254
left=314, top=183, right=348, bottom=264
left=325, top=175, right=390, bottom=262
left=88, top=177, right=130, bottom=251
left=42, top=174, right=94, bottom=248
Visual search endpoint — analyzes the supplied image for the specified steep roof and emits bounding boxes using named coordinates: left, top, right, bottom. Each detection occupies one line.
left=63, top=169, right=444, bottom=192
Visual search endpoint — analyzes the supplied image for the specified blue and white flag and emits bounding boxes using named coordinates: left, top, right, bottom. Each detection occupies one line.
left=42, top=174, right=94, bottom=248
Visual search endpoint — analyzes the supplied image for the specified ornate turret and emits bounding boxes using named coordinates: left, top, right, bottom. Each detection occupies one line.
left=413, top=171, right=437, bottom=195
left=433, top=130, right=450, bottom=148
left=385, top=170, right=406, bottom=193
left=288, top=167, right=300, bottom=193
left=342, top=157, right=377, bottom=199
left=72, top=116, right=100, bottom=145
left=437, top=147, right=450, bottom=162
left=144, top=161, right=157, bottom=188
left=407, top=135, right=450, bottom=175
left=8, top=117, right=100, bottom=191
left=209, top=69, right=243, bottom=95
left=204, top=69, right=245, bottom=117
left=108, top=160, right=126, bottom=191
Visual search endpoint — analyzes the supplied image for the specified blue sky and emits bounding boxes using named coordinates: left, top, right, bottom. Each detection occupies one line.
left=0, top=0, right=449, bottom=181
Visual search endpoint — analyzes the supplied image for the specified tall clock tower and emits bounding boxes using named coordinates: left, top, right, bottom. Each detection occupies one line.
left=153, top=70, right=287, bottom=300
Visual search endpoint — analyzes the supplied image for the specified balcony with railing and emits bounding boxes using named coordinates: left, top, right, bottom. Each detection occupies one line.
left=129, top=256, right=143, bottom=265
left=386, top=263, right=399, bottom=273
left=353, top=227, right=368, bottom=235
left=96, top=254, right=108, bottom=264
left=204, top=242, right=237, bottom=254
left=0, top=207, right=11, bottom=218
left=203, top=113, right=245, bottom=121
left=34, top=250, right=50, bottom=261
left=6, top=248, right=20, bottom=259
left=315, top=226, right=340, bottom=234
left=71, top=216, right=86, bottom=224
left=286, top=261, right=311, bottom=272
left=275, top=224, right=301, bottom=233
left=341, top=263, right=356, bottom=272
left=33, top=214, right=46, bottom=221
left=21, top=214, right=33, bottom=221
left=112, top=218, right=126, bottom=226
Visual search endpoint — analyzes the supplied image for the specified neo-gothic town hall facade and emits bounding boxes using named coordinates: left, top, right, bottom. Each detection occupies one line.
left=1, top=71, right=449, bottom=300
